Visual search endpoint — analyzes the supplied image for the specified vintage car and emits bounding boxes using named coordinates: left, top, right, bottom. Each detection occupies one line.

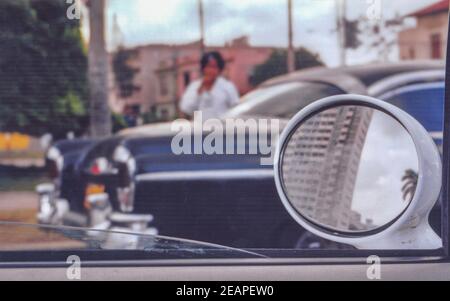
left=36, top=61, right=445, bottom=249
left=11, top=88, right=448, bottom=280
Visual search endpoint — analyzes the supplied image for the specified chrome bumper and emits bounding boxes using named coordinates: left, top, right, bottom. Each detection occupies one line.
left=36, top=183, right=87, bottom=227
left=109, top=213, right=155, bottom=233
left=86, top=193, right=157, bottom=235
left=36, top=183, right=69, bottom=225
left=96, top=213, right=157, bottom=249
left=36, top=186, right=158, bottom=241
left=86, top=193, right=112, bottom=230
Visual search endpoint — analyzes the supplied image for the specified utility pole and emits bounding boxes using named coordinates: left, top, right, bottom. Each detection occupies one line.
left=87, top=0, right=111, bottom=137
left=336, top=0, right=347, bottom=66
left=287, top=0, right=295, bottom=73
left=198, top=0, right=205, bottom=55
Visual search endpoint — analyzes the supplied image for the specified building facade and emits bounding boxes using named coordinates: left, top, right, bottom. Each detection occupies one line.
left=108, top=42, right=201, bottom=117
left=399, top=0, right=449, bottom=61
left=282, top=106, right=374, bottom=231
left=110, top=37, right=274, bottom=121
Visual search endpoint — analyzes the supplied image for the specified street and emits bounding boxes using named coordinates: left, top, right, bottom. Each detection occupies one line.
left=0, top=191, right=84, bottom=250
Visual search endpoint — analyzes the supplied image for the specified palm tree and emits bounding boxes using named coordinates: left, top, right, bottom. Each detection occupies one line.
left=401, top=169, right=418, bottom=202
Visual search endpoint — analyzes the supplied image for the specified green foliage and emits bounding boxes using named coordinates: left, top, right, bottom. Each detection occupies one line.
left=141, top=110, right=160, bottom=124
left=250, top=48, right=324, bottom=86
left=111, top=113, right=128, bottom=133
left=56, top=91, right=86, bottom=117
left=112, top=47, right=140, bottom=98
left=0, top=0, right=88, bottom=138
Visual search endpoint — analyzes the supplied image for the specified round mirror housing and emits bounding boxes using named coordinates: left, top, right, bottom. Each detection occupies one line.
left=274, top=94, right=442, bottom=250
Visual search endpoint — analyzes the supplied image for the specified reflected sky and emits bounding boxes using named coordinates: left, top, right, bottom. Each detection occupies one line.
left=282, top=106, right=419, bottom=232
left=352, top=110, right=418, bottom=226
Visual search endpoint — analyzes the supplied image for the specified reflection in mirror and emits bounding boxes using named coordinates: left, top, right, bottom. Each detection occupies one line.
left=281, top=105, right=419, bottom=233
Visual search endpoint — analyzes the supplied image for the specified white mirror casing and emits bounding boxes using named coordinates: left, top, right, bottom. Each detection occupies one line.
left=274, top=94, right=442, bottom=250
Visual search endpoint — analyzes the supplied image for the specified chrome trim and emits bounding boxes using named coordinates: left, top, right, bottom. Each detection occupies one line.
left=113, top=145, right=136, bottom=212
left=47, top=147, right=63, bottom=171
left=86, top=193, right=110, bottom=209
left=36, top=183, right=57, bottom=224
left=110, top=213, right=153, bottom=224
left=0, top=255, right=445, bottom=270
left=117, top=182, right=135, bottom=213
left=136, top=169, right=274, bottom=182
left=113, top=145, right=132, bottom=163
left=430, top=131, right=444, bottom=140
left=36, top=183, right=55, bottom=195
left=62, top=211, right=88, bottom=227
left=86, top=193, right=112, bottom=228
left=109, top=213, right=155, bottom=233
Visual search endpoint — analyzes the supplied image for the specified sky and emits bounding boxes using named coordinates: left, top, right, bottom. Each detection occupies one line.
left=352, top=109, right=418, bottom=227
left=100, top=0, right=438, bottom=66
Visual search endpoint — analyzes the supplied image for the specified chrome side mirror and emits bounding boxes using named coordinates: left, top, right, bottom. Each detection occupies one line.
left=274, top=94, right=442, bottom=250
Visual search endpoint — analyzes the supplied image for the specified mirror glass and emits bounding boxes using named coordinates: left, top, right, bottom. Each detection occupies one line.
left=281, top=105, right=419, bottom=233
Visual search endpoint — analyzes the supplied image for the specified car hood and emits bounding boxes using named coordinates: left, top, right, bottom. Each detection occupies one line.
left=78, top=116, right=288, bottom=174
left=119, top=116, right=288, bottom=156
left=118, top=121, right=175, bottom=137
left=118, top=116, right=289, bottom=138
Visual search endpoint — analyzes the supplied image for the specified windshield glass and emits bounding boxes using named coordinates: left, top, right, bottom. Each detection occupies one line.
left=0, top=0, right=446, bottom=263
left=0, top=222, right=264, bottom=259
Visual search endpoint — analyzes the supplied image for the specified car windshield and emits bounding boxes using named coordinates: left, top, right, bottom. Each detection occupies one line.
left=0, top=0, right=447, bottom=264
left=0, top=221, right=264, bottom=259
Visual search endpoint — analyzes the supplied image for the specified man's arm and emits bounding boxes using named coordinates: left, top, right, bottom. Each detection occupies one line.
left=179, top=82, right=200, bottom=119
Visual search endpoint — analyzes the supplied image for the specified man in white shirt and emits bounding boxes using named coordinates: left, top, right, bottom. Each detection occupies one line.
left=179, top=51, right=240, bottom=120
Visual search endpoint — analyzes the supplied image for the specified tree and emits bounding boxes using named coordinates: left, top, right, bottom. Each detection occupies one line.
left=250, top=48, right=324, bottom=86
left=344, top=19, right=361, bottom=50
left=112, top=47, right=140, bottom=98
left=87, top=0, right=111, bottom=137
left=334, top=13, right=406, bottom=64
left=0, top=0, right=88, bottom=139
left=401, top=169, right=418, bottom=202
left=359, top=14, right=407, bottom=62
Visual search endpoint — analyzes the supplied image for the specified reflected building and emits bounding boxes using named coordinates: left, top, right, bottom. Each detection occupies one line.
left=283, top=106, right=373, bottom=231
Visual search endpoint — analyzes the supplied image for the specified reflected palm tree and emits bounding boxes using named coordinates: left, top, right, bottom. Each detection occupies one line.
left=402, top=169, right=418, bottom=202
